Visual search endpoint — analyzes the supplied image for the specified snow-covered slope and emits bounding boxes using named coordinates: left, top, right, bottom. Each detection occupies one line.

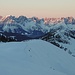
left=41, top=22, right=75, bottom=56
left=0, top=40, right=75, bottom=75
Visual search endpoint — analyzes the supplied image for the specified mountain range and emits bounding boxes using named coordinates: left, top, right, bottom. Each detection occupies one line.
left=0, top=15, right=75, bottom=56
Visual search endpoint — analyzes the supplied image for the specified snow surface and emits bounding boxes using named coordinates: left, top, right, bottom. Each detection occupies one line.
left=0, top=40, right=75, bottom=75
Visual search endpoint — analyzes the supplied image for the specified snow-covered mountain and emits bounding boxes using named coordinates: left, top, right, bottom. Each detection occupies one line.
left=41, top=21, right=75, bottom=57
left=0, top=16, right=47, bottom=39
left=0, top=15, right=75, bottom=56
left=0, top=40, right=75, bottom=75
left=0, top=16, right=75, bottom=36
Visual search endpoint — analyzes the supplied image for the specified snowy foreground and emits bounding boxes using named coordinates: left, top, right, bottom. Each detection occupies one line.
left=0, top=40, right=75, bottom=75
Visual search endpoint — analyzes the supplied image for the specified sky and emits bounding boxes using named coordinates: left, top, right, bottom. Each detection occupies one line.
left=0, top=0, right=75, bottom=18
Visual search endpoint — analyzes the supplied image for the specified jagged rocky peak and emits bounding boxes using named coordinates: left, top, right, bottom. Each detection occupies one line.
left=0, top=15, right=15, bottom=24
left=0, top=15, right=75, bottom=25
left=64, top=17, right=75, bottom=24
left=16, top=16, right=28, bottom=23
left=44, top=17, right=75, bottom=25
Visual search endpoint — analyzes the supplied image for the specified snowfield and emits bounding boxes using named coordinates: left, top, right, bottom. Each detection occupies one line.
left=0, top=40, right=75, bottom=75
